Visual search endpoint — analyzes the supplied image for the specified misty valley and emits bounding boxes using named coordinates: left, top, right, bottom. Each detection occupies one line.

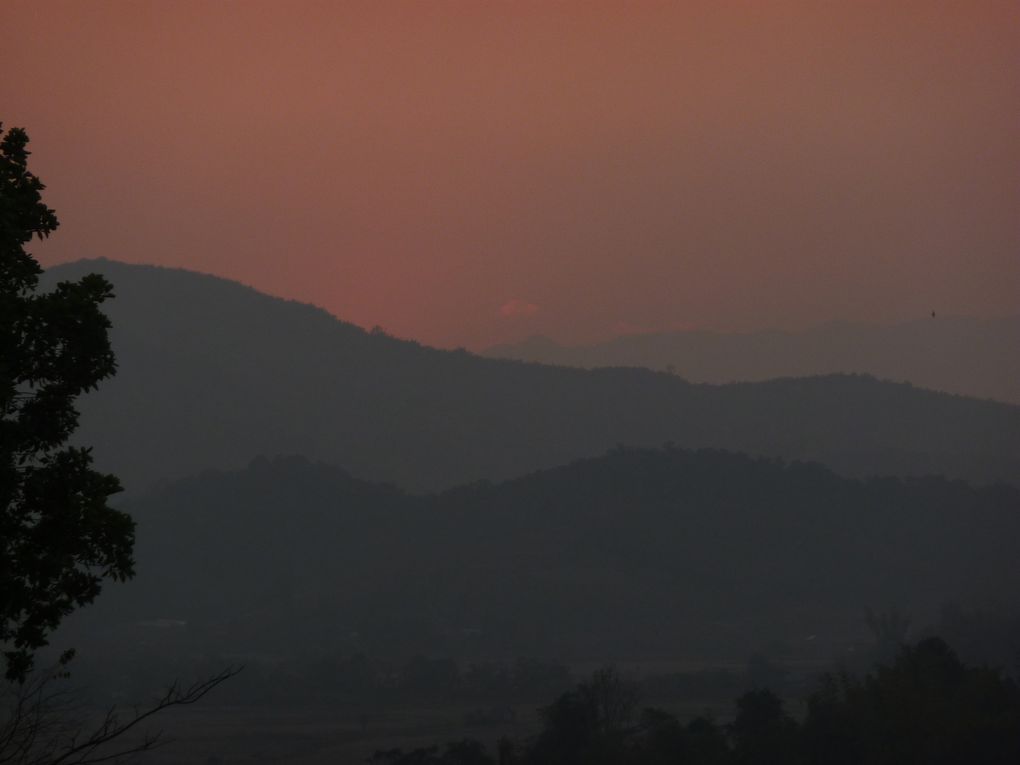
left=17, top=260, right=1019, bottom=764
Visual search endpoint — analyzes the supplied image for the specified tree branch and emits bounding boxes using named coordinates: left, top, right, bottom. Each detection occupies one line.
left=1, top=666, right=241, bottom=765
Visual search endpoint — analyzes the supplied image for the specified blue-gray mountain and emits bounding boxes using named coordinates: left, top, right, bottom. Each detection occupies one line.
left=47, top=259, right=1020, bottom=493
left=484, top=317, right=1020, bottom=406
left=77, top=449, right=1020, bottom=662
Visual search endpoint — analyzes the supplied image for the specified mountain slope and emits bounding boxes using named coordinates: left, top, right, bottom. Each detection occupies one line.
left=78, top=450, right=1020, bottom=661
left=46, top=259, right=1020, bottom=492
left=484, top=318, right=1020, bottom=405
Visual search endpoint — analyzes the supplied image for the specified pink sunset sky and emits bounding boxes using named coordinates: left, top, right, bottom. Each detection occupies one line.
left=3, top=1, right=1018, bottom=348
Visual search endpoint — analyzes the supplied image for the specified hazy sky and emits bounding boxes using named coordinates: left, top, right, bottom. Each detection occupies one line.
left=4, top=1, right=1018, bottom=348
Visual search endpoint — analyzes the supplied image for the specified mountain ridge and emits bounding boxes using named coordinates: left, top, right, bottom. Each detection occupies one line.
left=483, top=315, right=1020, bottom=405
left=73, top=447, right=1020, bottom=662
left=44, top=258, right=1020, bottom=493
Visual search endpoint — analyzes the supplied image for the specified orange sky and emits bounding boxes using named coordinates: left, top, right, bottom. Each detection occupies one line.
left=3, top=1, right=1018, bottom=348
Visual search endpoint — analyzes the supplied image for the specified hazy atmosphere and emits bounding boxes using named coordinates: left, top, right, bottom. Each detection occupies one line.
left=2, top=2, right=1019, bottom=764
left=4, top=0, right=1019, bottom=347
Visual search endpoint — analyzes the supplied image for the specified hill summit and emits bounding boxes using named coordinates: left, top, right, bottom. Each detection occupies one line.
left=47, top=259, right=1020, bottom=492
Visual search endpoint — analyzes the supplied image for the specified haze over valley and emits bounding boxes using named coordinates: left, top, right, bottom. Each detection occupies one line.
left=484, top=317, right=1020, bottom=406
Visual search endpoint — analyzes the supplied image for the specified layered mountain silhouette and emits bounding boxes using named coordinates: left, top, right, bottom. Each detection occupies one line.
left=484, top=318, right=1020, bottom=406
left=46, top=259, right=1020, bottom=493
left=80, top=449, right=1020, bottom=660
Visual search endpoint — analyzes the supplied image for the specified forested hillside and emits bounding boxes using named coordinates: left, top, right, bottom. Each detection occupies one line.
left=77, top=448, right=1020, bottom=663
left=47, top=260, right=1020, bottom=493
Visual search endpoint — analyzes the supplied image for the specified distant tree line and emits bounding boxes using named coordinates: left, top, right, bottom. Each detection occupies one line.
left=369, top=638, right=1020, bottom=765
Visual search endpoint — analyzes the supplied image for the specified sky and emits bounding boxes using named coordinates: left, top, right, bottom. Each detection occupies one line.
left=3, top=1, right=1018, bottom=349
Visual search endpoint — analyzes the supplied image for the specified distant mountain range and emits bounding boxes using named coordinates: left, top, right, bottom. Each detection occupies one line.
left=75, top=449, right=1020, bottom=661
left=483, top=318, right=1020, bottom=406
left=46, top=259, right=1020, bottom=493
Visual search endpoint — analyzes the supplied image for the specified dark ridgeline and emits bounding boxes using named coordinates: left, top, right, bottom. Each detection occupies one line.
left=75, top=448, right=1020, bottom=664
left=45, top=259, right=1020, bottom=495
left=482, top=317, right=1020, bottom=407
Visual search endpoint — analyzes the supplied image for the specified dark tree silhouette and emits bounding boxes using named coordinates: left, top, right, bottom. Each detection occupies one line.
left=728, top=689, right=801, bottom=765
left=369, top=638, right=1019, bottom=765
left=1, top=124, right=134, bottom=683
left=368, top=739, right=495, bottom=765
left=1, top=123, right=239, bottom=765
left=803, top=637, right=1020, bottom=764
left=528, top=667, right=638, bottom=765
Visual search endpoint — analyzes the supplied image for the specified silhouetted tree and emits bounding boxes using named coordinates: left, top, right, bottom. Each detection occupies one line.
left=803, top=637, right=1020, bottom=764
left=1, top=123, right=237, bottom=765
left=0, top=124, right=134, bottom=683
left=632, top=709, right=731, bottom=765
left=496, top=736, right=516, bottom=765
left=635, top=707, right=687, bottom=764
left=685, top=716, right=730, bottom=765
left=442, top=739, right=495, bottom=765
left=527, top=667, right=637, bottom=764
left=369, top=746, right=441, bottom=764
left=728, top=688, right=801, bottom=765
left=369, top=740, right=494, bottom=765
left=367, top=637, right=1020, bottom=765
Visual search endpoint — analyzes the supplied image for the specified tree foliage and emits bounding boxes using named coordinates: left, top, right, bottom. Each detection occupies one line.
left=803, top=637, right=1020, bottom=765
left=380, top=641, right=1020, bottom=764
left=0, top=124, right=134, bottom=682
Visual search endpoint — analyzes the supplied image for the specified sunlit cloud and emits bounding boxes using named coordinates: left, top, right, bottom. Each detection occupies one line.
left=498, top=299, right=540, bottom=319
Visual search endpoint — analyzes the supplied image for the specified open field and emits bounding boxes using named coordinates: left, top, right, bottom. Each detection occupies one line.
left=116, top=673, right=759, bottom=764
left=139, top=702, right=542, bottom=764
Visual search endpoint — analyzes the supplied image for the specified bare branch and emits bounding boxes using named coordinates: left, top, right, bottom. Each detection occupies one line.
left=1, top=666, right=241, bottom=765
